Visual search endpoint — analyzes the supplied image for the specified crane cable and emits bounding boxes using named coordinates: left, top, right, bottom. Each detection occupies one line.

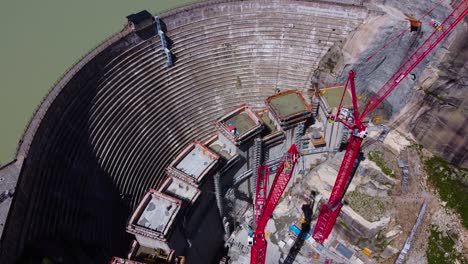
left=335, top=78, right=350, bottom=123
left=366, top=0, right=446, bottom=62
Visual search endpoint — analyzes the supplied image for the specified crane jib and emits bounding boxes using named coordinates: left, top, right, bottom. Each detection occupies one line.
left=313, top=0, right=468, bottom=245
left=360, top=0, right=468, bottom=119
left=251, top=144, right=299, bottom=264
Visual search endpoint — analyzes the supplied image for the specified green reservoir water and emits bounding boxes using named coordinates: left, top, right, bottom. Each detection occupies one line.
left=0, top=0, right=196, bottom=165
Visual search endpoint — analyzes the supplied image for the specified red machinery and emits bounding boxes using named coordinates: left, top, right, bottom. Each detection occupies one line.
left=251, top=144, right=299, bottom=264
left=312, top=0, right=468, bottom=244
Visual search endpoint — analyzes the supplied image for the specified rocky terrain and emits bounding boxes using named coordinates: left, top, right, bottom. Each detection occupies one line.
left=405, top=28, right=468, bottom=168
left=315, top=0, right=467, bottom=167
left=305, top=125, right=467, bottom=263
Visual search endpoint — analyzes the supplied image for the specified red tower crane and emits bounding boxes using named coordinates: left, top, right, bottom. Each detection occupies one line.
left=312, top=0, right=468, bottom=244
left=251, top=144, right=299, bottom=264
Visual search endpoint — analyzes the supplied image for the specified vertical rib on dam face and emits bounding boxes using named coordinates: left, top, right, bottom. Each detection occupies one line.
left=0, top=0, right=368, bottom=262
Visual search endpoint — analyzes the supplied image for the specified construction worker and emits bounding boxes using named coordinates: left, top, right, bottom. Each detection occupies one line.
left=406, top=16, right=422, bottom=32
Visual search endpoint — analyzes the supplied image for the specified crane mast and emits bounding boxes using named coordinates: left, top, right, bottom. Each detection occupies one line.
left=313, top=71, right=363, bottom=243
left=254, top=165, right=270, bottom=225
left=251, top=144, right=299, bottom=264
left=313, top=0, right=468, bottom=244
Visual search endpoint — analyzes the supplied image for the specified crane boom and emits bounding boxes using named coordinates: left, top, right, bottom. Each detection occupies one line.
left=251, top=144, right=299, bottom=264
left=360, top=0, right=468, bottom=119
left=312, top=72, right=363, bottom=243
left=366, top=0, right=445, bottom=62
left=313, top=0, right=468, bottom=244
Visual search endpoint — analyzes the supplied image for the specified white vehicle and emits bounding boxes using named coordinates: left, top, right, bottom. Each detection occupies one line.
left=353, top=129, right=368, bottom=138
left=248, top=236, right=254, bottom=246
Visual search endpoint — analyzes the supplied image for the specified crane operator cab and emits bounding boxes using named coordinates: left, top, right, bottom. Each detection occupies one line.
left=353, top=128, right=368, bottom=139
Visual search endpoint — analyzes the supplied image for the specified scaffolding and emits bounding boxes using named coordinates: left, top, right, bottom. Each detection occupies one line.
left=294, top=122, right=305, bottom=152
left=252, top=137, right=263, bottom=198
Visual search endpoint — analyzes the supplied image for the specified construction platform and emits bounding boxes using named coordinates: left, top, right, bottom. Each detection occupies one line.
left=127, top=190, right=182, bottom=247
left=256, top=109, right=285, bottom=147
left=319, top=85, right=353, bottom=109
left=258, top=109, right=279, bottom=134
left=215, top=105, right=263, bottom=146
left=226, top=112, right=256, bottom=136
left=268, top=92, right=308, bottom=117
left=208, top=139, right=235, bottom=160
left=167, top=141, right=219, bottom=185
left=266, top=90, right=312, bottom=129
left=159, top=176, right=201, bottom=206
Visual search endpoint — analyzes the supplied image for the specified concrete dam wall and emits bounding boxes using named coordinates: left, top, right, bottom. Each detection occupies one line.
left=0, top=0, right=369, bottom=262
